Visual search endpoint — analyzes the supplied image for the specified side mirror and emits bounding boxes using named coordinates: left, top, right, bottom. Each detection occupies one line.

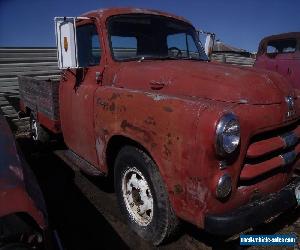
left=205, top=34, right=215, bottom=58
left=197, top=30, right=215, bottom=58
left=55, top=17, right=79, bottom=69
left=54, top=16, right=90, bottom=69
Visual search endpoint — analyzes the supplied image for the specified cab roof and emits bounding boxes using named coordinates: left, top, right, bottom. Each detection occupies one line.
left=81, top=7, right=193, bottom=26
left=259, top=32, right=300, bottom=45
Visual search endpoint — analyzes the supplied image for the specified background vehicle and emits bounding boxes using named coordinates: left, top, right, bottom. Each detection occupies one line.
left=0, top=113, right=49, bottom=249
left=254, top=32, right=300, bottom=88
left=19, top=8, right=300, bottom=246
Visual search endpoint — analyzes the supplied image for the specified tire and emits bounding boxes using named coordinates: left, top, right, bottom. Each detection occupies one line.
left=30, top=114, right=50, bottom=144
left=114, top=146, right=179, bottom=245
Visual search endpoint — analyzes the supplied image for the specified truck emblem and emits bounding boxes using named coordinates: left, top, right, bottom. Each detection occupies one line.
left=285, top=96, right=295, bottom=118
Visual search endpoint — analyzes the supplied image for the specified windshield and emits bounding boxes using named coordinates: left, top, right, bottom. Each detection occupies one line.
left=108, top=14, right=208, bottom=61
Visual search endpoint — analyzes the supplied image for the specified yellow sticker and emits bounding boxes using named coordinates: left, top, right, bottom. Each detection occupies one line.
left=64, top=37, right=68, bottom=52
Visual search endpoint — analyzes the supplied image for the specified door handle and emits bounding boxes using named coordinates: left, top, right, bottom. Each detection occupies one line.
left=149, top=81, right=165, bottom=90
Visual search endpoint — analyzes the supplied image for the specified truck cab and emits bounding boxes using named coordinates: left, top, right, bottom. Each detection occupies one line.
left=19, top=8, right=300, bottom=245
left=254, top=32, right=300, bottom=89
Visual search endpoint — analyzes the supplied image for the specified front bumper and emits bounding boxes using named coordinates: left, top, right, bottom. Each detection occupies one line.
left=204, top=177, right=300, bottom=235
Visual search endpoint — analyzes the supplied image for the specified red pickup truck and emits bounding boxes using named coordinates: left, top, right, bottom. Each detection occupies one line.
left=19, top=8, right=300, bottom=245
left=254, top=32, right=300, bottom=89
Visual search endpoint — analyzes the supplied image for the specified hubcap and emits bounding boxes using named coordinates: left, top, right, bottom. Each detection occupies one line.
left=122, top=167, right=154, bottom=226
left=31, top=118, right=38, bottom=141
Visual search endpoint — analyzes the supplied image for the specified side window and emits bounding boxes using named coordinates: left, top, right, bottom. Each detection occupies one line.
left=111, top=36, right=137, bottom=59
left=76, top=24, right=101, bottom=67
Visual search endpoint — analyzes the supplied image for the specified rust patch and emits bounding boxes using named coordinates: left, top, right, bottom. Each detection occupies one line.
left=163, top=106, right=173, bottom=112
left=186, top=177, right=208, bottom=206
left=163, top=144, right=171, bottom=157
left=174, top=184, right=183, bottom=194
left=96, top=97, right=126, bottom=113
left=96, top=137, right=106, bottom=167
left=102, top=129, right=109, bottom=136
left=144, top=116, right=156, bottom=126
left=109, top=92, right=121, bottom=101
left=121, top=120, right=153, bottom=143
left=166, top=133, right=173, bottom=145
left=150, top=76, right=173, bottom=87
left=119, top=105, right=127, bottom=112
left=109, top=102, right=116, bottom=112
left=96, top=97, right=109, bottom=109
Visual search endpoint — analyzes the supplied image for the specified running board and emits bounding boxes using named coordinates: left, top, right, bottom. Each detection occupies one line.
left=55, top=149, right=103, bottom=176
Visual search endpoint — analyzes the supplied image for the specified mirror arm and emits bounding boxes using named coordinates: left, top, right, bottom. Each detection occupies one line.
left=66, top=67, right=76, bottom=76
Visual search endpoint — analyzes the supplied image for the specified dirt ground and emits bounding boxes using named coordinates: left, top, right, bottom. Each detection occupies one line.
left=16, top=137, right=300, bottom=250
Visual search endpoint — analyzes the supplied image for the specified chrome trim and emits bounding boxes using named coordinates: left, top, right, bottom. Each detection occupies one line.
left=285, top=96, right=296, bottom=118
left=280, top=151, right=297, bottom=165
left=216, top=173, right=232, bottom=199
left=285, top=96, right=295, bottom=111
left=281, top=132, right=298, bottom=148
left=219, top=160, right=228, bottom=170
left=215, top=113, right=240, bottom=157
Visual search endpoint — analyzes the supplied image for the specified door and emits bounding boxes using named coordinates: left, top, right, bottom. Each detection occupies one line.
left=59, top=22, right=104, bottom=167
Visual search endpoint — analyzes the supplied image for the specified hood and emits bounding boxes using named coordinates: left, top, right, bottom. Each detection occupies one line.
left=116, top=60, right=295, bottom=104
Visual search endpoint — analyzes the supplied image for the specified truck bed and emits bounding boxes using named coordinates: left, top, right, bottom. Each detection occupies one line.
left=18, top=76, right=61, bottom=133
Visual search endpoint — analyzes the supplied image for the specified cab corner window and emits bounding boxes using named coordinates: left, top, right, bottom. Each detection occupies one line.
left=76, top=24, right=101, bottom=67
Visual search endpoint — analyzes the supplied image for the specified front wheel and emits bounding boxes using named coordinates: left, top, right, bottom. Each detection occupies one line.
left=114, top=146, right=179, bottom=245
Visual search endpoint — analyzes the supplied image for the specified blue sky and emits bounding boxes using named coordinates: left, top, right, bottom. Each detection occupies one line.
left=0, top=0, right=299, bottom=52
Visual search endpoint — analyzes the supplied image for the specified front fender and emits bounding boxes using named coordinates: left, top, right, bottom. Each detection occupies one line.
left=93, top=87, right=234, bottom=224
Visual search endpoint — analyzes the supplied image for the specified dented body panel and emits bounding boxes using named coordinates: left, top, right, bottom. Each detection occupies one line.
left=255, top=32, right=300, bottom=89
left=20, top=8, right=300, bottom=233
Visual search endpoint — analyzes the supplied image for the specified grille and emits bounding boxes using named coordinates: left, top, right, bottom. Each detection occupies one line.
left=240, top=121, right=300, bottom=184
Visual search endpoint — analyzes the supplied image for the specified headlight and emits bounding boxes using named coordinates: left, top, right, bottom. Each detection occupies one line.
left=215, top=113, right=240, bottom=156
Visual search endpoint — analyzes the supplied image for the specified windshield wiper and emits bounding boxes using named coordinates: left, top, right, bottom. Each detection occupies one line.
left=137, top=55, right=179, bottom=61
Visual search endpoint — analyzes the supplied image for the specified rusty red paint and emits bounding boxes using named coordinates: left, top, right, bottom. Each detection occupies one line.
left=0, top=114, right=46, bottom=229
left=247, top=137, right=285, bottom=158
left=20, top=8, right=300, bottom=231
left=255, top=32, right=300, bottom=89
left=37, top=112, right=61, bottom=133
left=240, top=158, right=285, bottom=180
